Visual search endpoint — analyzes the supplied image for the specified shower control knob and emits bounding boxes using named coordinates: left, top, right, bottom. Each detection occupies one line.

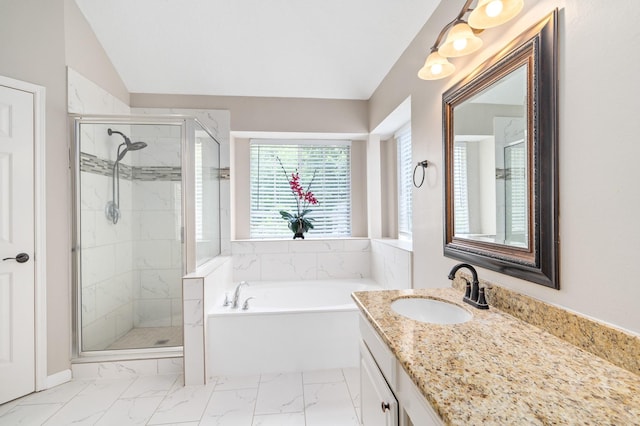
left=3, top=252, right=30, bottom=263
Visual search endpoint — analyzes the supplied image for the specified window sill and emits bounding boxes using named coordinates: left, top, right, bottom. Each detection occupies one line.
left=372, top=238, right=413, bottom=252
left=232, top=237, right=370, bottom=243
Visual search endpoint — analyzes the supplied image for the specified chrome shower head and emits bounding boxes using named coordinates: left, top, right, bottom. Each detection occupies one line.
left=108, top=128, right=147, bottom=161
left=108, top=128, right=147, bottom=149
left=128, top=141, right=148, bottom=151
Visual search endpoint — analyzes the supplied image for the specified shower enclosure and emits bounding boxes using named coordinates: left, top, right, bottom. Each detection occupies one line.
left=71, top=116, right=220, bottom=357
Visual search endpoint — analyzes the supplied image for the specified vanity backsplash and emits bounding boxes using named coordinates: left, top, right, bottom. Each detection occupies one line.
left=453, top=275, right=640, bottom=376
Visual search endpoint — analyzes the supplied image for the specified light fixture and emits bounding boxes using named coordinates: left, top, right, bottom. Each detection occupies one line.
left=417, top=0, right=523, bottom=81
left=469, top=0, right=524, bottom=29
left=418, top=50, right=455, bottom=80
left=438, top=21, right=483, bottom=57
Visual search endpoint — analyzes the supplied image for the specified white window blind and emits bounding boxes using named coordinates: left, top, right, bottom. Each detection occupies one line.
left=453, top=142, right=470, bottom=234
left=250, top=141, right=351, bottom=239
left=395, top=123, right=412, bottom=238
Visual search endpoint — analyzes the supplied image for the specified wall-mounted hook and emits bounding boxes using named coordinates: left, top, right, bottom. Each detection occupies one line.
left=413, top=160, right=429, bottom=188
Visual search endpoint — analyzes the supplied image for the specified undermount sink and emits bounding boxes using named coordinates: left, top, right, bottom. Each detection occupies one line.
left=391, top=298, right=472, bottom=325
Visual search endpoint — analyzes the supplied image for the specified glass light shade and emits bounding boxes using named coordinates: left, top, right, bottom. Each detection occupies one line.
left=468, top=0, right=524, bottom=29
left=438, top=22, right=483, bottom=58
left=418, top=51, right=455, bottom=80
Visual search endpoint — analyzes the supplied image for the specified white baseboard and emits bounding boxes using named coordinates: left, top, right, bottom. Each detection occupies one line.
left=46, top=369, right=72, bottom=389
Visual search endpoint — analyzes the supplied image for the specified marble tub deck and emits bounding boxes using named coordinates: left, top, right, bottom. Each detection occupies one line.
left=353, top=287, right=640, bottom=425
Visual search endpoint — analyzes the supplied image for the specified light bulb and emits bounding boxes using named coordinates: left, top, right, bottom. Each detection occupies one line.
left=430, top=63, right=443, bottom=75
left=486, top=1, right=504, bottom=18
left=453, top=38, right=468, bottom=52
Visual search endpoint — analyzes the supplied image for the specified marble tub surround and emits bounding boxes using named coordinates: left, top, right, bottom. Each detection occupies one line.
left=452, top=274, right=640, bottom=376
left=352, top=288, right=640, bottom=425
left=231, top=239, right=373, bottom=282
left=231, top=238, right=413, bottom=290
left=371, top=239, right=413, bottom=289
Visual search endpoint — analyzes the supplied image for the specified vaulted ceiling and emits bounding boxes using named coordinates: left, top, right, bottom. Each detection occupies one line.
left=74, top=0, right=440, bottom=100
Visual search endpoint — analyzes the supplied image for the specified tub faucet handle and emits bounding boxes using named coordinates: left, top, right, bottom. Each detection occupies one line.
left=223, top=293, right=230, bottom=307
left=242, top=297, right=255, bottom=311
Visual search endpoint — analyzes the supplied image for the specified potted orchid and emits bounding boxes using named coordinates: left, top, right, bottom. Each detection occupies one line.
left=277, top=157, right=319, bottom=239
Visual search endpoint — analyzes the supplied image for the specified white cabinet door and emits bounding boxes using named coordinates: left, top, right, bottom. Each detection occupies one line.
left=361, top=342, right=398, bottom=426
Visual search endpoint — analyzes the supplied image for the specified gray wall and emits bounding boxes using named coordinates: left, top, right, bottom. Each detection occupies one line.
left=131, top=94, right=368, bottom=134
left=1, top=0, right=70, bottom=376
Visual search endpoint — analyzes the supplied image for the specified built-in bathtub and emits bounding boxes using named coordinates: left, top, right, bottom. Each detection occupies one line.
left=207, top=279, right=382, bottom=377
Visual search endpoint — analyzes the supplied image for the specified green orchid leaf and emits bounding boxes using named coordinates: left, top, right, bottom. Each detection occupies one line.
left=280, top=211, right=294, bottom=219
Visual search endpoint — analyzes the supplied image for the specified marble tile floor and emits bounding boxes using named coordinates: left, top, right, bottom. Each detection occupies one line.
left=106, top=327, right=184, bottom=350
left=0, top=368, right=361, bottom=426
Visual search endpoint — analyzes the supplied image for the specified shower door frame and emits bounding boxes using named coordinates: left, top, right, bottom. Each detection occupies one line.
left=70, top=114, right=206, bottom=361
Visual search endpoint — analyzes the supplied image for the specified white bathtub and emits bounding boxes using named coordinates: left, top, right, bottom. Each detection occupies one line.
left=207, top=279, right=382, bottom=376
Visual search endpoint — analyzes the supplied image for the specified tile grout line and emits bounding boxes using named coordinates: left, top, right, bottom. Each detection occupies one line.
left=301, top=371, right=308, bottom=426
left=341, top=368, right=361, bottom=424
left=34, top=380, right=95, bottom=426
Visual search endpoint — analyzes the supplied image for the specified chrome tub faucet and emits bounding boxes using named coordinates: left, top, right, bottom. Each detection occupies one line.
left=231, top=281, right=249, bottom=308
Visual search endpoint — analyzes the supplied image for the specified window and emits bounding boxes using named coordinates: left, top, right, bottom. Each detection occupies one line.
left=250, top=141, right=351, bottom=239
left=396, top=123, right=412, bottom=238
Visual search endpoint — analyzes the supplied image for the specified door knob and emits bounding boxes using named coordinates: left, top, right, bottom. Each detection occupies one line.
left=3, top=253, right=29, bottom=263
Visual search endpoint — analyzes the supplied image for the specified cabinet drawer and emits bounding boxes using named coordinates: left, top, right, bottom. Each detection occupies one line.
left=359, top=314, right=396, bottom=388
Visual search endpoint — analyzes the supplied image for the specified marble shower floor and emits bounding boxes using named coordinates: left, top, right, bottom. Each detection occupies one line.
left=106, top=327, right=183, bottom=350
left=0, top=368, right=361, bottom=425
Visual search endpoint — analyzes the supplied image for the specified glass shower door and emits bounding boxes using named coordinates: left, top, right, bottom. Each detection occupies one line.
left=75, top=119, right=185, bottom=353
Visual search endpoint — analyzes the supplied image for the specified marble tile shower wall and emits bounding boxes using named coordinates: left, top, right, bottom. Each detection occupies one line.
left=231, top=239, right=372, bottom=282
left=80, top=142, right=184, bottom=343
left=70, top=67, right=135, bottom=350
left=130, top=124, right=183, bottom=328
left=133, top=107, right=232, bottom=255
left=80, top=166, right=135, bottom=350
left=68, top=67, right=131, bottom=116
left=70, top=70, right=185, bottom=346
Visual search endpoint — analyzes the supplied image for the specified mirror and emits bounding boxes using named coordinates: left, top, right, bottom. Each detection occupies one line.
left=443, top=11, right=559, bottom=289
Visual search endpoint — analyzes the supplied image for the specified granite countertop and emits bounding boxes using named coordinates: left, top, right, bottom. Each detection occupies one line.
left=352, top=288, right=640, bottom=425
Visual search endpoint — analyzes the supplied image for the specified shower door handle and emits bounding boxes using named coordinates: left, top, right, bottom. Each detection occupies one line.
left=3, top=252, right=30, bottom=263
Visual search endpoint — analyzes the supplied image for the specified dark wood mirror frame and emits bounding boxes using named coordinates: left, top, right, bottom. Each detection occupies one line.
left=443, top=10, right=559, bottom=289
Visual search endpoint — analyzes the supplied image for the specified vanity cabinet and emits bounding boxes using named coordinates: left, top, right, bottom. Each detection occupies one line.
left=359, top=314, right=444, bottom=426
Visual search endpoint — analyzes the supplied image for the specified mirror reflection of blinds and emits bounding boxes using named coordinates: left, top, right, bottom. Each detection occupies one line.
left=505, top=142, right=527, bottom=243
left=453, top=142, right=470, bottom=234
left=395, top=123, right=412, bottom=237
left=250, top=141, right=351, bottom=239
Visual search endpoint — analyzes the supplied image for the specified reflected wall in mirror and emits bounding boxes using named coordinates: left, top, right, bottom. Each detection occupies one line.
left=443, top=10, right=559, bottom=288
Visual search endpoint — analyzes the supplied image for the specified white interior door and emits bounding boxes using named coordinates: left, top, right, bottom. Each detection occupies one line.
left=0, top=84, right=35, bottom=404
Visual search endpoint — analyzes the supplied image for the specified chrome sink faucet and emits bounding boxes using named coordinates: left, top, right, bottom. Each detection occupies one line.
left=231, top=281, right=249, bottom=308
left=448, top=263, right=488, bottom=309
